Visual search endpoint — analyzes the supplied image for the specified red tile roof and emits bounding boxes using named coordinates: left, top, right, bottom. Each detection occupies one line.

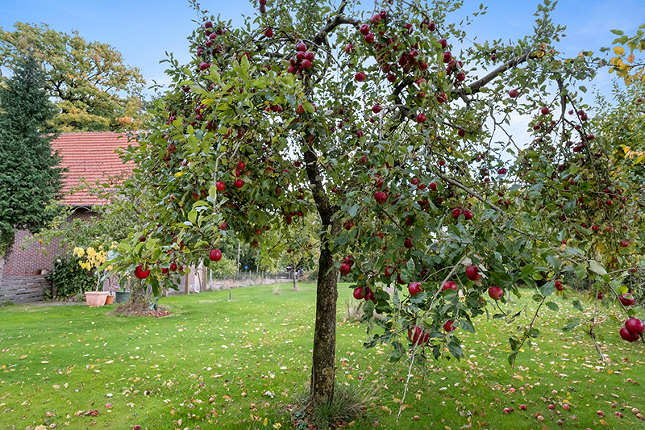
left=51, top=132, right=136, bottom=206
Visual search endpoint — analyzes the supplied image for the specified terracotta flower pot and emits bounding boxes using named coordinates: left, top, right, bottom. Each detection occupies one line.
left=105, top=294, right=115, bottom=305
left=85, top=291, right=109, bottom=307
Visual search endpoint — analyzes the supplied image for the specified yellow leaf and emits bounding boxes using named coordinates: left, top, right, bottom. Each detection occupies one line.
left=627, top=53, right=635, bottom=63
left=613, top=47, right=625, bottom=55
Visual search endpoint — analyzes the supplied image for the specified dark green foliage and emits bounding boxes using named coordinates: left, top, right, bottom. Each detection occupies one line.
left=0, top=53, right=64, bottom=256
left=46, top=256, right=95, bottom=298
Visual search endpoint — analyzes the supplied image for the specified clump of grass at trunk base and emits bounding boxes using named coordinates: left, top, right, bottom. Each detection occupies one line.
left=291, top=382, right=374, bottom=429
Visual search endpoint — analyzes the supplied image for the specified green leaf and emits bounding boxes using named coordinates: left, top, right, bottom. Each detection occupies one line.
left=574, top=263, right=588, bottom=280
left=447, top=340, right=462, bottom=360
left=146, top=238, right=159, bottom=251
left=562, top=318, right=581, bottom=332
left=572, top=299, right=584, bottom=312
left=117, top=242, right=132, bottom=252
left=188, top=135, right=199, bottom=153
left=589, top=260, right=607, bottom=275
left=539, top=280, right=555, bottom=297
left=460, top=320, right=476, bottom=333
left=188, top=210, right=197, bottom=225
left=545, top=301, right=559, bottom=312
left=610, top=29, right=624, bottom=36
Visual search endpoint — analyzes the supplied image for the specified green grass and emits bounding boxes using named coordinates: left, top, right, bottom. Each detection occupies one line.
left=1, top=283, right=644, bottom=430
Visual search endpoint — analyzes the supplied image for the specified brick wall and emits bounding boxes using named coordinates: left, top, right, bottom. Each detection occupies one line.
left=1, top=208, right=97, bottom=277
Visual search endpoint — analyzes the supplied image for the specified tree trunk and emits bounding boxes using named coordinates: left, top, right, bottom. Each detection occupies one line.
left=310, top=225, right=339, bottom=405
left=129, top=279, right=148, bottom=304
left=303, top=146, right=341, bottom=405
left=292, top=264, right=299, bottom=291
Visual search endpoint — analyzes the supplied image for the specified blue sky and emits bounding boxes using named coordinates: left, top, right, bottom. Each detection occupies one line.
left=1, top=0, right=644, bottom=96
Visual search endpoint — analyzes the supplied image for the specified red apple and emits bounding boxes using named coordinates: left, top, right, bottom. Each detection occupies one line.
left=620, top=327, right=640, bottom=342
left=463, top=209, right=473, bottom=220
left=364, top=288, right=374, bottom=301
left=408, top=326, right=429, bottom=345
left=134, top=265, right=150, bottom=279
left=429, top=182, right=437, bottom=191
left=339, top=262, right=351, bottom=275
left=384, top=266, right=395, bottom=277
left=234, top=179, right=244, bottom=188
left=488, top=286, right=503, bottom=300
left=372, top=104, right=382, bottom=114
left=442, top=281, right=457, bottom=291
left=625, top=318, right=644, bottom=335
left=436, top=93, right=447, bottom=103
left=519, top=404, right=527, bottom=410
left=170, top=262, right=177, bottom=272
left=355, top=71, right=366, bottom=82
left=264, top=28, right=273, bottom=38
left=555, top=280, right=564, bottom=291
left=620, top=240, right=629, bottom=247
left=509, top=89, right=519, bottom=98
left=451, top=208, right=462, bottom=219
left=353, top=287, right=366, bottom=300
left=374, top=191, right=388, bottom=204
left=465, top=265, right=481, bottom=281
left=296, top=42, right=307, bottom=51
left=408, top=282, right=423, bottom=296
left=444, top=320, right=456, bottom=332
left=209, top=249, right=222, bottom=262
left=619, top=293, right=635, bottom=306
left=541, top=107, right=549, bottom=115
left=404, top=238, right=413, bottom=249
left=416, top=113, right=426, bottom=123
left=216, top=181, right=225, bottom=192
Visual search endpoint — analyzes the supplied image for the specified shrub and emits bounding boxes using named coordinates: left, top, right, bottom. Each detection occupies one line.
left=47, top=256, right=95, bottom=299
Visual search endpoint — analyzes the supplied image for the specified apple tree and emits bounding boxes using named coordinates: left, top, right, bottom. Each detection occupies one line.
left=112, top=0, right=643, bottom=405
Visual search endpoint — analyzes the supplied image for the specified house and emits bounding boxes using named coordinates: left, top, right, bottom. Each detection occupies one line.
left=0, top=132, right=136, bottom=277
left=0, top=131, right=206, bottom=296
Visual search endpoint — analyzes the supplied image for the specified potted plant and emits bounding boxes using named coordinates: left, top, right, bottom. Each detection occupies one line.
left=114, top=276, right=131, bottom=303
left=75, top=246, right=110, bottom=307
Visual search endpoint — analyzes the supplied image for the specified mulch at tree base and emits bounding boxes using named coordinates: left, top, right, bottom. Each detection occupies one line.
left=108, top=301, right=170, bottom=317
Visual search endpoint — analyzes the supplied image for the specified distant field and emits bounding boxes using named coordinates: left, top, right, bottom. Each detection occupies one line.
left=1, top=282, right=643, bottom=429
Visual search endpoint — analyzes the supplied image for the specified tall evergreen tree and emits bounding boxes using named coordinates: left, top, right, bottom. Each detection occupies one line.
left=0, top=53, right=64, bottom=257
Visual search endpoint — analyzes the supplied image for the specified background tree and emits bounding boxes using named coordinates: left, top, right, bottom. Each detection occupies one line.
left=0, top=53, right=63, bottom=257
left=606, top=23, right=645, bottom=86
left=109, top=0, right=643, bottom=408
left=0, top=22, right=147, bottom=132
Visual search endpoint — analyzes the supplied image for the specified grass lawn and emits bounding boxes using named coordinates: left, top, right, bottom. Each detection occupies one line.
left=1, top=282, right=644, bottom=430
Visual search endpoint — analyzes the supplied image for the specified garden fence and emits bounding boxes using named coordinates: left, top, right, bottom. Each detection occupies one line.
left=0, top=275, right=48, bottom=303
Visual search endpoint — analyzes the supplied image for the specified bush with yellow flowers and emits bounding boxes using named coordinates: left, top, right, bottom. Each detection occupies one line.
left=73, top=244, right=114, bottom=291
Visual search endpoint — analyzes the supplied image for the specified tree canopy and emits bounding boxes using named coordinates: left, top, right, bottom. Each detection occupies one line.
left=0, top=22, right=147, bottom=132
left=107, top=0, right=644, bottom=406
left=0, top=53, right=64, bottom=257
